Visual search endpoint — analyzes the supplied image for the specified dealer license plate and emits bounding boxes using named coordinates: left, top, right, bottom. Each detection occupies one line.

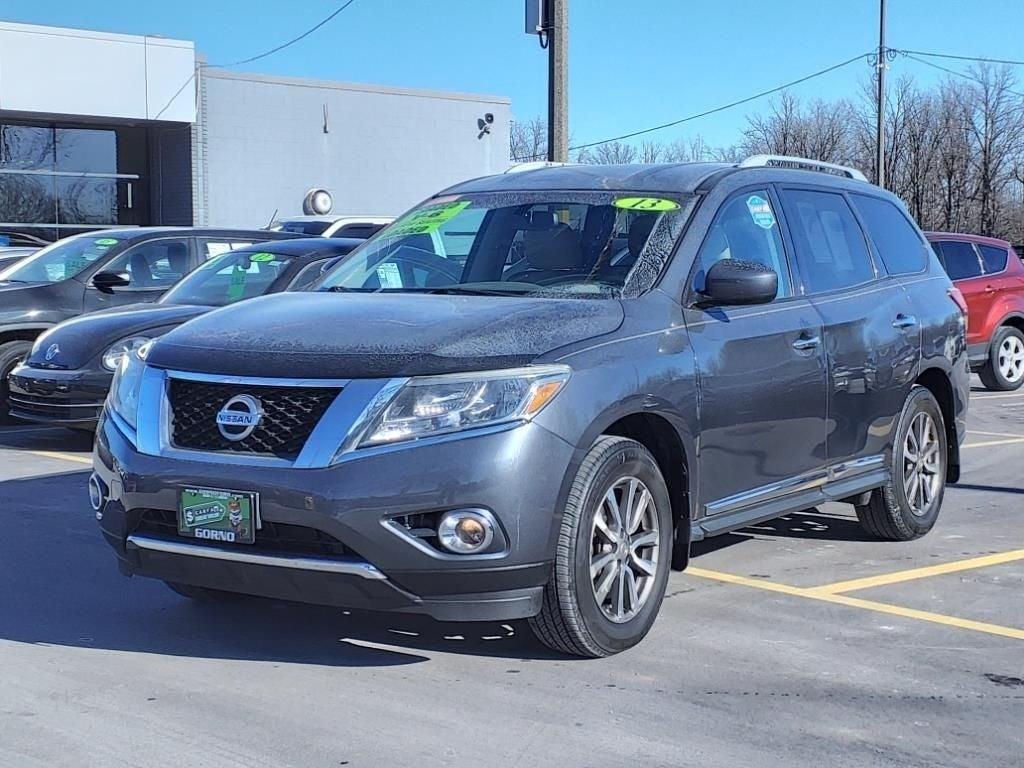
left=178, top=487, right=258, bottom=545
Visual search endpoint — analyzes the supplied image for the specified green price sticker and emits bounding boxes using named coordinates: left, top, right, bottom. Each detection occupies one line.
left=613, top=197, right=680, bottom=212
left=249, top=252, right=276, bottom=262
left=94, top=238, right=119, bottom=246
left=387, top=200, right=472, bottom=238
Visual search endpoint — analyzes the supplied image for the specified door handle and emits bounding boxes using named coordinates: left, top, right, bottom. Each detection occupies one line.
left=792, top=335, right=820, bottom=351
left=892, top=314, right=918, bottom=330
left=984, top=284, right=997, bottom=293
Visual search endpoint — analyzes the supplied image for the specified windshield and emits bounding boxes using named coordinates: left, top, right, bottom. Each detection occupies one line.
left=272, top=220, right=332, bottom=236
left=159, top=249, right=293, bottom=306
left=0, top=234, right=122, bottom=283
left=317, top=192, right=692, bottom=298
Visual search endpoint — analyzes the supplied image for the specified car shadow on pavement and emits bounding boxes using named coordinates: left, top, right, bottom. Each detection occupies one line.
left=0, top=470, right=561, bottom=666
left=948, top=482, right=1024, bottom=495
left=691, top=509, right=877, bottom=560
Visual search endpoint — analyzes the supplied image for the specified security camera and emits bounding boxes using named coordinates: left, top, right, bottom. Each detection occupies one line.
left=484, top=113, right=494, bottom=124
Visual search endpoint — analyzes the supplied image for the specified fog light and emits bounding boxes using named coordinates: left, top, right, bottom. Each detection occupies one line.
left=88, top=473, right=106, bottom=517
left=437, top=510, right=494, bottom=554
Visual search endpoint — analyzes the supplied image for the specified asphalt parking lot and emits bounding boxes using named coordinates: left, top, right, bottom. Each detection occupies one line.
left=1, top=383, right=1022, bottom=768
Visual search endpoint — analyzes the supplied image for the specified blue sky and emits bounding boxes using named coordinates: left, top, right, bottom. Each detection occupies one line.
left=4, top=0, right=1024, bottom=149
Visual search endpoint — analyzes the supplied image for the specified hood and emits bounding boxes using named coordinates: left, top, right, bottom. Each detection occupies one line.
left=26, top=303, right=210, bottom=369
left=147, top=292, right=624, bottom=378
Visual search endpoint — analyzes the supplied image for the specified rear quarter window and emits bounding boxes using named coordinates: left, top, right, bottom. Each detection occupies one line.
left=978, top=244, right=1009, bottom=274
left=936, top=241, right=983, bottom=280
left=849, top=194, right=927, bottom=275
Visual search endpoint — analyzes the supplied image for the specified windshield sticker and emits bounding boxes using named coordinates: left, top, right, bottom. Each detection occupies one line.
left=387, top=200, right=471, bottom=238
left=94, top=238, right=119, bottom=246
left=227, top=265, right=248, bottom=301
left=249, top=252, right=276, bottom=262
left=376, top=262, right=403, bottom=288
left=746, top=195, right=776, bottom=229
left=613, top=197, right=680, bottom=212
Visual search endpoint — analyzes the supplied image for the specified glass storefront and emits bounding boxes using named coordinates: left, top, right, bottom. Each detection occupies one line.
left=0, top=121, right=149, bottom=242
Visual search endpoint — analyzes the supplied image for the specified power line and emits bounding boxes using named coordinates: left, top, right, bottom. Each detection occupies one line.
left=210, top=0, right=358, bottom=67
left=514, top=51, right=872, bottom=161
left=152, top=0, right=359, bottom=120
left=900, top=49, right=1024, bottom=67
left=900, top=51, right=1024, bottom=99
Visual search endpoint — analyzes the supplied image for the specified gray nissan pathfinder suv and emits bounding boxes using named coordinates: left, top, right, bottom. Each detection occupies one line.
left=92, top=156, right=969, bottom=657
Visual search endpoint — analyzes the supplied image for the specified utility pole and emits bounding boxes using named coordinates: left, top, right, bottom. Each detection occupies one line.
left=547, top=0, right=569, bottom=162
left=876, top=0, right=887, bottom=188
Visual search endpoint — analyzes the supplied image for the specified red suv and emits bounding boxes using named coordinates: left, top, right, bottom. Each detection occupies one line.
left=927, top=232, right=1024, bottom=390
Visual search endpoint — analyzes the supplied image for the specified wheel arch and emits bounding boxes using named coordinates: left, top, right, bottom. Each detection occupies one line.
left=914, top=367, right=960, bottom=484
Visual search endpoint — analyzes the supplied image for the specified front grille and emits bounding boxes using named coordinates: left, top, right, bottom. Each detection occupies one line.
left=133, top=509, right=355, bottom=559
left=168, top=378, right=340, bottom=459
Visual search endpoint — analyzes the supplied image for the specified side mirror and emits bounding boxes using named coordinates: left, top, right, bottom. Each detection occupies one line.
left=698, top=259, right=778, bottom=306
left=91, top=271, right=131, bottom=294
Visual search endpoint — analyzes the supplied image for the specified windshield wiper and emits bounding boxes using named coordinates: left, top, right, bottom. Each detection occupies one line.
left=424, top=286, right=529, bottom=296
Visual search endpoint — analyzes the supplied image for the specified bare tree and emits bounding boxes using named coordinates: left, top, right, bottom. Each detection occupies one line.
left=510, top=116, right=547, bottom=162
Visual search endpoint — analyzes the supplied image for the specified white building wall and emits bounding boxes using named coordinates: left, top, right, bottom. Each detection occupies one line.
left=200, top=70, right=511, bottom=226
left=0, top=21, right=195, bottom=122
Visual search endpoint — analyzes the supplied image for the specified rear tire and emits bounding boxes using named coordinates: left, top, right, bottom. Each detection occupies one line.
left=978, top=326, right=1024, bottom=391
left=530, top=436, right=673, bottom=658
left=165, top=581, right=243, bottom=602
left=856, top=386, right=947, bottom=541
left=0, top=340, right=32, bottom=424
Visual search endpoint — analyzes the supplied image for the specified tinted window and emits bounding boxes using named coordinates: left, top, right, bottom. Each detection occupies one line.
left=287, top=259, right=332, bottom=290
left=693, top=190, right=791, bottom=298
left=979, top=244, right=1008, bottom=274
left=937, top=241, right=983, bottom=280
left=0, top=233, right=118, bottom=283
left=276, top=220, right=331, bottom=236
left=781, top=189, right=874, bottom=293
left=333, top=223, right=384, bottom=239
left=105, top=239, right=191, bottom=290
left=849, top=194, right=926, bottom=275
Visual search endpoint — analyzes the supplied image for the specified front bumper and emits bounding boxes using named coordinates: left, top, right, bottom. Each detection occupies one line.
left=93, top=411, right=575, bottom=621
left=8, top=363, right=110, bottom=426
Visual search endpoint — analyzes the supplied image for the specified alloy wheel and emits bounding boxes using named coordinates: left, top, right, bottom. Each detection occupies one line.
left=589, top=476, right=660, bottom=623
left=902, top=411, right=942, bottom=518
left=997, top=335, right=1024, bottom=383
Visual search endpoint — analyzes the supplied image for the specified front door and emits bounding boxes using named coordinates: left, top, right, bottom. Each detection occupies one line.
left=83, top=237, right=193, bottom=311
left=685, top=187, right=828, bottom=522
left=779, top=187, right=919, bottom=469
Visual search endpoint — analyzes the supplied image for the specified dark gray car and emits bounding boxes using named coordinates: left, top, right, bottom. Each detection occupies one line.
left=92, top=156, right=969, bottom=657
left=0, top=227, right=298, bottom=419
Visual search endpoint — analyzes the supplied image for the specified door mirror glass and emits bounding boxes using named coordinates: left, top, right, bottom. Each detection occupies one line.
left=91, top=270, right=131, bottom=293
left=700, top=259, right=778, bottom=306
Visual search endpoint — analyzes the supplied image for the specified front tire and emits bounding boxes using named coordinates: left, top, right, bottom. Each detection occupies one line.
left=978, top=326, right=1024, bottom=391
left=856, top=386, right=947, bottom=541
left=530, top=436, right=673, bottom=657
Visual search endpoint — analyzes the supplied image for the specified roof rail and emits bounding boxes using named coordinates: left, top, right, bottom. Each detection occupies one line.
left=738, top=154, right=868, bottom=182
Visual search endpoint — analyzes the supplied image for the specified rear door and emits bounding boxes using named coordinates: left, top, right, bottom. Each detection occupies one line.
left=685, top=187, right=828, bottom=524
left=779, top=187, right=918, bottom=471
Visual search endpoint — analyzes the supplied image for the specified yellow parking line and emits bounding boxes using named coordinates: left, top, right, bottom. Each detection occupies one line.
left=27, top=450, right=92, bottom=465
left=686, top=566, right=1024, bottom=641
left=809, top=549, right=1024, bottom=595
left=961, top=437, right=1024, bottom=449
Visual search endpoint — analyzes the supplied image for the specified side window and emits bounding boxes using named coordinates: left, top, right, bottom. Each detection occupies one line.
left=104, top=238, right=190, bottom=289
left=978, top=244, right=1009, bottom=274
left=780, top=189, right=874, bottom=293
left=198, top=239, right=254, bottom=259
left=287, top=259, right=331, bottom=291
left=333, top=223, right=385, bottom=239
left=937, top=241, right=983, bottom=280
left=849, top=194, right=927, bottom=275
left=693, top=190, right=792, bottom=298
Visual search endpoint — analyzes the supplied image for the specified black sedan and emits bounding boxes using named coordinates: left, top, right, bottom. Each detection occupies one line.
left=7, top=238, right=363, bottom=428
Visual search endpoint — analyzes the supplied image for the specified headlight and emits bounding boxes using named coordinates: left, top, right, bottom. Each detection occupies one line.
left=108, top=340, right=152, bottom=431
left=102, top=335, right=151, bottom=372
left=355, top=365, right=570, bottom=448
